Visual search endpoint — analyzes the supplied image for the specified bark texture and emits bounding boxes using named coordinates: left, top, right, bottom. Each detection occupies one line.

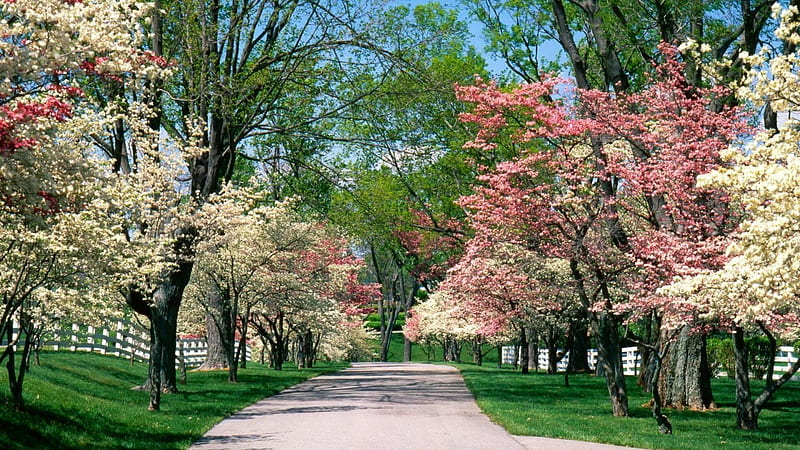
left=657, top=325, right=715, bottom=410
left=196, top=307, right=228, bottom=371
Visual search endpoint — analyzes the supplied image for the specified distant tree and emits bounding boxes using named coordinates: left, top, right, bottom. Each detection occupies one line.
left=331, top=3, right=488, bottom=361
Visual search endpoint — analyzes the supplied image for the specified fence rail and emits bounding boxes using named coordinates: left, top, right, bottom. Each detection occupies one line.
left=2, top=319, right=250, bottom=368
left=502, top=345, right=799, bottom=380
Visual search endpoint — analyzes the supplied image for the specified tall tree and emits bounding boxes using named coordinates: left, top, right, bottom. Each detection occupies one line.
left=330, top=3, right=489, bottom=361
left=455, top=46, right=747, bottom=418
left=84, top=0, right=413, bottom=409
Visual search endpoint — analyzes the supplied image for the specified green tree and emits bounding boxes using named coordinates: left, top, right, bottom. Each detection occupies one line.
left=329, top=3, right=488, bottom=361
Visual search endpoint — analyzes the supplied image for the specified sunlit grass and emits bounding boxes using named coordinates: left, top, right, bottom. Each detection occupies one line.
left=457, top=364, right=800, bottom=449
left=0, top=351, right=346, bottom=449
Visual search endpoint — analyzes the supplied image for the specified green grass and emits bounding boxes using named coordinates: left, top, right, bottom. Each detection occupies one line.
left=457, top=364, right=800, bottom=449
left=0, top=351, right=346, bottom=449
left=10, top=346, right=796, bottom=450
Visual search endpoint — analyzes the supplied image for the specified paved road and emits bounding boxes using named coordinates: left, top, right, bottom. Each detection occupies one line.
left=191, top=362, right=636, bottom=450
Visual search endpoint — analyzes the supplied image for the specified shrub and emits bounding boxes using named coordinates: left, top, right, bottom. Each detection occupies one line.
left=707, top=334, right=774, bottom=379
left=365, top=312, right=405, bottom=331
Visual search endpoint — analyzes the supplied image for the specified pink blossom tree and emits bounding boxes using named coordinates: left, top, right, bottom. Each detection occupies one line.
left=452, top=46, right=748, bottom=417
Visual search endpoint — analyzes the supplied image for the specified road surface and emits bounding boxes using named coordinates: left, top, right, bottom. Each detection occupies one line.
left=191, top=362, right=637, bottom=450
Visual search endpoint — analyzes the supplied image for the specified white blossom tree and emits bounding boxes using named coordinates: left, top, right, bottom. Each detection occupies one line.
left=183, top=196, right=376, bottom=372
left=0, top=0, right=155, bottom=411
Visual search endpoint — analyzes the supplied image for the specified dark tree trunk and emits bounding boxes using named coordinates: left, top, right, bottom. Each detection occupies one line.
left=4, top=319, right=33, bottom=412
left=472, top=338, right=484, bottom=366
left=272, top=338, right=286, bottom=371
left=269, top=340, right=283, bottom=370
left=594, top=311, right=629, bottom=417
left=545, top=329, right=559, bottom=374
left=296, top=330, right=315, bottom=369
left=567, top=317, right=590, bottom=373
left=235, top=304, right=251, bottom=371
left=154, top=277, right=186, bottom=394
left=733, top=327, right=758, bottom=429
left=519, top=328, right=529, bottom=375
left=250, top=315, right=287, bottom=370
left=496, top=345, right=503, bottom=369
left=128, top=259, right=192, bottom=410
left=147, top=316, right=164, bottom=410
left=377, top=296, right=399, bottom=362
left=658, top=325, right=715, bottom=410
left=648, top=345, right=673, bottom=434
left=443, top=337, right=461, bottom=362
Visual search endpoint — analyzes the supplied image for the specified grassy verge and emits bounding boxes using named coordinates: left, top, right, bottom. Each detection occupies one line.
left=0, top=351, right=346, bottom=449
left=457, top=364, right=800, bottom=449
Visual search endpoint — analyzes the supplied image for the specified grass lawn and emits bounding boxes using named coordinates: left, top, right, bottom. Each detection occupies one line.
left=457, top=364, right=800, bottom=450
left=0, top=351, right=346, bottom=449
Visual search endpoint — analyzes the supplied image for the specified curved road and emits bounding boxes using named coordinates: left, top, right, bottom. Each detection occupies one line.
left=191, top=362, right=635, bottom=450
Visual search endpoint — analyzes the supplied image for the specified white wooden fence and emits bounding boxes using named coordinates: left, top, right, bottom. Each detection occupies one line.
left=502, top=345, right=799, bottom=380
left=2, top=319, right=250, bottom=368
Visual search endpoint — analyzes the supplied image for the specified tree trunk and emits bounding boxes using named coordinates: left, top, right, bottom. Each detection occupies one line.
left=519, top=328, right=529, bottom=375
left=733, top=327, right=759, bottom=429
left=443, top=337, right=461, bottom=362
left=197, top=309, right=228, bottom=371
left=472, top=338, right=484, bottom=366
left=271, top=343, right=285, bottom=370
left=657, top=325, right=715, bottom=410
left=594, top=311, right=629, bottom=417
left=530, top=336, right=539, bottom=372
left=378, top=297, right=399, bottom=362
left=546, top=329, right=559, bottom=374
left=5, top=320, right=33, bottom=412
left=648, top=345, right=673, bottom=434
left=133, top=260, right=192, bottom=410
left=156, top=284, right=183, bottom=394
left=235, top=304, right=251, bottom=371
left=528, top=335, right=538, bottom=372
left=147, top=317, right=164, bottom=411
left=296, top=330, right=315, bottom=369
left=567, top=317, right=591, bottom=373
left=403, top=336, right=412, bottom=362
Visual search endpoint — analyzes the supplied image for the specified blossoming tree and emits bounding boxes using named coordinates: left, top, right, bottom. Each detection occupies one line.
left=665, top=4, right=800, bottom=429
left=0, top=0, right=158, bottom=411
left=453, top=47, right=747, bottom=417
left=185, top=196, right=377, bottom=372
